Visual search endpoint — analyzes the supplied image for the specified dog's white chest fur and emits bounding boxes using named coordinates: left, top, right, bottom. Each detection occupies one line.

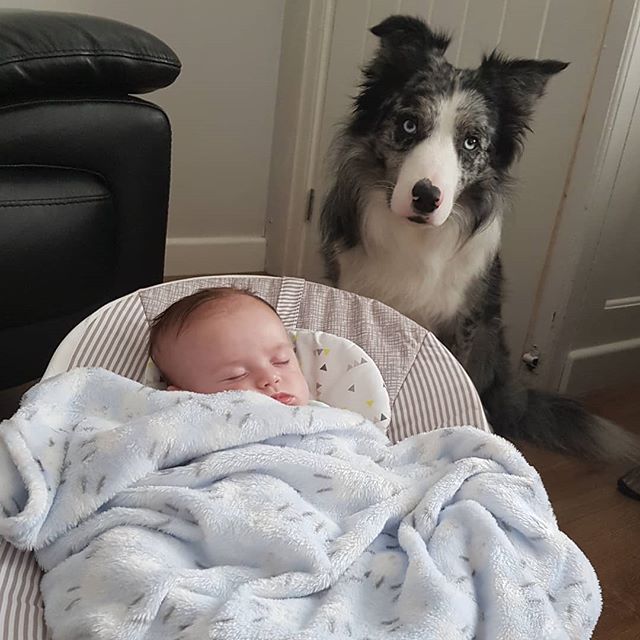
left=336, top=192, right=502, bottom=331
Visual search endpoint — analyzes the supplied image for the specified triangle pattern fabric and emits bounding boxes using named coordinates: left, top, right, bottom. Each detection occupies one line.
left=346, top=358, right=368, bottom=372
left=287, top=328, right=390, bottom=435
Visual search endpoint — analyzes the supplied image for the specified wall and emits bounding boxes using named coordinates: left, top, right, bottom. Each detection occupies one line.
left=0, top=0, right=286, bottom=275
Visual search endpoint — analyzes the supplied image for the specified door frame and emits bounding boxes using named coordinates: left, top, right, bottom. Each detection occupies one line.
left=264, top=0, right=336, bottom=277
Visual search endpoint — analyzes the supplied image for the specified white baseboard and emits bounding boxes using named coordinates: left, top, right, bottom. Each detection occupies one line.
left=559, top=336, right=640, bottom=395
left=164, top=236, right=266, bottom=277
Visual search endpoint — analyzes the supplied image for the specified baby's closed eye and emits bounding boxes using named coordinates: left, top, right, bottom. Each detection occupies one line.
left=223, top=371, right=247, bottom=382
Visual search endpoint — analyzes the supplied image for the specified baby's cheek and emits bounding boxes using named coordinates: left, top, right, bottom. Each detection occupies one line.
left=222, top=380, right=251, bottom=392
left=295, top=375, right=311, bottom=403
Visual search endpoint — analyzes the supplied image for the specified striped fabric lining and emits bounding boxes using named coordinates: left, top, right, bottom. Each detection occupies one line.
left=68, top=292, right=149, bottom=381
left=275, top=277, right=305, bottom=329
left=0, top=274, right=488, bottom=640
left=138, top=276, right=283, bottom=326
left=0, top=543, right=50, bottom=640
left=391, top=333, right=490, bottom=443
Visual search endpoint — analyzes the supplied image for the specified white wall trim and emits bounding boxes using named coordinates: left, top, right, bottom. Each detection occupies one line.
left=604, top=295, right=640, bottom=311
left=164, top=237, right=266, bottom=277
left=560, top=336, right=640, bottom=395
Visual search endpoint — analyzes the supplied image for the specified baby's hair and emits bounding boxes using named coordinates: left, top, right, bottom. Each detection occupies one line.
left=149, top=287, right=278, bottom=360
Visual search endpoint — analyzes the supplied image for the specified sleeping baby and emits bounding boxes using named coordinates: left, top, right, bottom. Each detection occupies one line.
left=0, top=287, right=602, bottom=640
left=149, top=286, right=311, bottom=406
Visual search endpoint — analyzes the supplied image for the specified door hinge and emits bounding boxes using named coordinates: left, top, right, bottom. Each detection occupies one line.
left=305, top=188, right=315, bottom=222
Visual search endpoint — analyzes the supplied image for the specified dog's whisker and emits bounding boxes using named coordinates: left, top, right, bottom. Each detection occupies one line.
left=370, top=181, right=395, bottom=193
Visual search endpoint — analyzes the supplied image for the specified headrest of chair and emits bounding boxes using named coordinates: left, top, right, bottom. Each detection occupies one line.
left=0, top=10, right=181, bottom=97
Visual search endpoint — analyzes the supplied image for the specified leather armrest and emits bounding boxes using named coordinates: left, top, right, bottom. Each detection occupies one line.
left=0, top=95, right=171, bottom=297
left=0, top=9, right=181, bottom=98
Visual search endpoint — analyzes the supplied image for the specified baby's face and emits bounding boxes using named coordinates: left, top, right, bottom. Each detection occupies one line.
left=157, top=296, right=310, bottom=406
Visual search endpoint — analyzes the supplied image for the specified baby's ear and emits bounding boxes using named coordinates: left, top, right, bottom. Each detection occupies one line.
left=167, top=384, right=182, bottom=391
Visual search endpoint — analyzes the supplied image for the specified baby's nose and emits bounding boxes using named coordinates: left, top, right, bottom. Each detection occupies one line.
left=259, top=370, right=280, bottom=388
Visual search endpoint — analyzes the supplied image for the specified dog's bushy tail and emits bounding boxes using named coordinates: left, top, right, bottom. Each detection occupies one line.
left=486, top=385, right=640, bottom=463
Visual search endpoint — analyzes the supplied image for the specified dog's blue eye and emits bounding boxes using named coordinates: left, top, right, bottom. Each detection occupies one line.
left=463, top=136, right=479, bottom=151
left=402, top=119, right=417, bottom=134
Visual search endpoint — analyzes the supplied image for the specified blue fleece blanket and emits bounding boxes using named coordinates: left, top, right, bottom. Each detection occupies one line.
left=0, top=368, right=600, bottom=639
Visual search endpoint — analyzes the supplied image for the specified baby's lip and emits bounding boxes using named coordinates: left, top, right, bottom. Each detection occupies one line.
left=272, top=392, right=295, bottom=405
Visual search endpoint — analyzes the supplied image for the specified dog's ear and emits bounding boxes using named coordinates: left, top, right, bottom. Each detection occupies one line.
left=351, top=16, right=450, bottom=134
left=479, top=52, right=569, bottom=169
left=370, top=15, right=450, bottom=58
left=479, top=52, right=568, bottom=102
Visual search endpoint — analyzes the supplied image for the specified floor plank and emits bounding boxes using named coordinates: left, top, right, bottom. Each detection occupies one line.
left=515, top=383, right=640, bottom=639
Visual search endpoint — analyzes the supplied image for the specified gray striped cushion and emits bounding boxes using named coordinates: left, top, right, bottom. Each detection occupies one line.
left=0, top=545, right=50, bottom=640
left=392, top=333, right=488, bottom=440
left=0, top=275, right=487, bottom=639
left=68, top=293, right=150, bottom=381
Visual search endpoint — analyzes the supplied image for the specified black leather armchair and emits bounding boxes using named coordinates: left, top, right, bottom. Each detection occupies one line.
left=0, top=10, right=181, bottom=389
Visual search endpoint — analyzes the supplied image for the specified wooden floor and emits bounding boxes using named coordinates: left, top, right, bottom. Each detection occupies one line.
left=1, top=381, right=639, bottom=637
left=515, top=384, right=640, bottom=640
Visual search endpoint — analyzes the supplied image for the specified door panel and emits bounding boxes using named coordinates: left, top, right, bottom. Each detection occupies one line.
left=573, top=78, right=640, bottom=349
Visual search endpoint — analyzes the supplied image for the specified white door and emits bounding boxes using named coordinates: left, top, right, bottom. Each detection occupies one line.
left=561, top=119, right=640, bottom=392
left=291, top=0, right=612, bottom=373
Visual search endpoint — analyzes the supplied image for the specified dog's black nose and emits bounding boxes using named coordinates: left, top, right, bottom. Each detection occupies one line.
left=411, top=179, right=441, bottom=214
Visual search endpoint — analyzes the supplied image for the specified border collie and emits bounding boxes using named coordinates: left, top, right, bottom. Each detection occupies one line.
left=320, top=15, right=638, bottom=461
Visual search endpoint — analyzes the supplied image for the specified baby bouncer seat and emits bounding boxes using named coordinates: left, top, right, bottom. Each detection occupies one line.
left=0, top=275, right=489, bottom=638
